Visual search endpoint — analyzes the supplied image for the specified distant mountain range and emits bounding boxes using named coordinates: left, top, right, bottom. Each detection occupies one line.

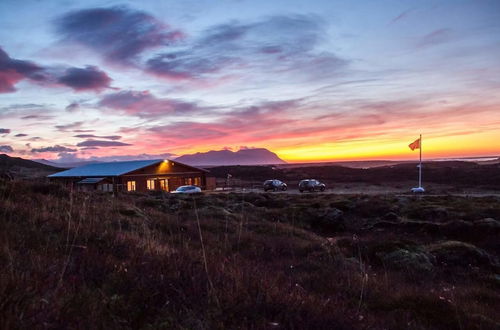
left=175, top=148, right=287, bottom=166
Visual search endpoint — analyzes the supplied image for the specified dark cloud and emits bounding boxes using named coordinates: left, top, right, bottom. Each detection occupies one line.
left=55, top=121, right=84, bottom=131
left=0, top=145, right=14, bottom=153
left=55, top=6, right=183, bottom=63
left=0, top=47, right=43, bottom=93
left=76, top=140, right=131, bottom=147
left=1, top=47, right=112, bottom=93
left=57, top=66, right=111, bottom=91
left=31, top=145, right=77, bottom=153
left=21, top=114, right=54, bottom=120
left=145, top=15, right=347, bottom=81
left=0, top=128, right=11, bottom=134
left=98, top=90, right=202, bottom=118
left=14, top=133, right=28, bottom=137
left=65, top=102, right=80, bottom=111
left=73, top=134, right=121, bottom=140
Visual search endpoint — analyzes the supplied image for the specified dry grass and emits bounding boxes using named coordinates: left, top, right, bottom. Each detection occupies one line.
left=0, top=179, right=499, bottom=329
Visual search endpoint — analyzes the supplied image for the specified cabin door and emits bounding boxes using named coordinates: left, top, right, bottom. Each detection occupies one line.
left=158, top=179, right=169, bottom=191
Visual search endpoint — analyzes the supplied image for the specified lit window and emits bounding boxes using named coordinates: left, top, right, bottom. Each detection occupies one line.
left=127, top=181, right=136, bottom=191
left=194, top=177, right=201, bottom=186
left=147, top=179, right=155, bottom=190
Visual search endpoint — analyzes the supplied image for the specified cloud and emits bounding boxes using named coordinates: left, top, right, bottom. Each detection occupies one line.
left=55, top=6, right=183, bottom=64
left=1, top=47, right=112, bottom=93
left=390, top=9, right=414, bottom=24
left=55, top=121, right=84, bottom=131
left=21, top=114, right=54, bottom=120
left=65, top=102, right=79, bottom=111
left=57, top=66, right=111, bottom=91
left=0, top=128, right=11, bottom=134
left=31, top=145, right=77, bottom=153
left=14, top=133, right=28, bottom=137
left=137, top=99, right=300, bottom=149
left=98, top=90, right=202, bottom=118
left=76, top=140, right=131, bottom=147
left=73, top=134, right=121, bottom=140
left=417, top=28, right=453, bottom=48
left=0, top=47, right=43, bottom=93
left=0, top=145, right=14, bottom=153
left=145, top=15, right=347, bottom=81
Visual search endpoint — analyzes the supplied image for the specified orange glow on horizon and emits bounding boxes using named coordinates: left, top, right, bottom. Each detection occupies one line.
left=275, top=130, right=500, bottom=162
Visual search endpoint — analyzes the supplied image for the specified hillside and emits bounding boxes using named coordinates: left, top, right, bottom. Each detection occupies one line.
left=208, top=161, right=500, bottom=190
left=175, top=148, right=286, bottom=166
left=0, top=154, right=64, bottom=178
left=0, top=179, right=498, bottom=329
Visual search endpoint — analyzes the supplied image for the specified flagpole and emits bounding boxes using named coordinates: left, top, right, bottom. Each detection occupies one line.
left=419, top=134, right=422, bottom=188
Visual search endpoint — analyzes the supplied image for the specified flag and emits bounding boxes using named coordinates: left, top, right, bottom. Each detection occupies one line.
left=408, top=138, right=420, bottom=151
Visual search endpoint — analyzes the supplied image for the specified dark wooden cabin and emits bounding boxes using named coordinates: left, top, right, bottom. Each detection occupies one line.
left=48, top=159, right=216, bottom=192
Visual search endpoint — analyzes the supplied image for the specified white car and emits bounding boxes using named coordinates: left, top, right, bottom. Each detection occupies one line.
left=171, top=185, right=202, bottom=194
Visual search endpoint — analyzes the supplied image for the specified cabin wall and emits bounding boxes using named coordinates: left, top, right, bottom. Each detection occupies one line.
left=117, top=160, right=211, bottom=192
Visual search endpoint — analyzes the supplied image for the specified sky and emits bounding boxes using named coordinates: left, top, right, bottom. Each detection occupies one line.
left=0, top=0, right=499, bottom=163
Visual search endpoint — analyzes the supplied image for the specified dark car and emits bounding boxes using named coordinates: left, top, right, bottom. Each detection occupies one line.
left=299, top=179, right=326, bottom=192
left=263, top=179, right=288, bottom=192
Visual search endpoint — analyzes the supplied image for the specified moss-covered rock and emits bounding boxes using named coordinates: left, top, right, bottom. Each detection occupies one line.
left=426, top=241, right=499, bottom=269
left=378, top=249, right=435, bottom=273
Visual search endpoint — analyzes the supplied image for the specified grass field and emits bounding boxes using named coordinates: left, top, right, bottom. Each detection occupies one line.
left=1, top=179, right=499, bottom=329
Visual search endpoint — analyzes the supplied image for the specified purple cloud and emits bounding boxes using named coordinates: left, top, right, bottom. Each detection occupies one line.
left=76, top=140, right=131, bottom=147
left=145, top=15, right=347, bottom=81
left=57, top=66, right=111, bottom=91
left=55, top=121, right=84, bottom=131
left=0, top=47, right=43, bottom=93
left=14, top=133, right=28, bottom=137
left=73, top=134, right=121, bottom=140
left=31, top=145, right=77, bottom=153
left=0, top=128, right=11, bottom=134
left=1, top=47, right=112, bottom=93
left=0, top=145, right=14, bottom=153
left=55, top=6, right=183, bottom=63
left=98, top=90, right=202, bottom=118
left=21, top=114, right=54, bottom=120
left=65, top=102, right=79, bottom=111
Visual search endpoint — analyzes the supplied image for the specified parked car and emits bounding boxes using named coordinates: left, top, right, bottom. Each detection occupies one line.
left=263, top=179, right=288, bottom=192
left=298, top=179, right=326, bottom=192
left=171, top=185, right=202, bottom=194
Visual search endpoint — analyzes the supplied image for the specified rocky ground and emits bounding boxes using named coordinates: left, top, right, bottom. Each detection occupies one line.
left=1, top=180, right=499, bottom=329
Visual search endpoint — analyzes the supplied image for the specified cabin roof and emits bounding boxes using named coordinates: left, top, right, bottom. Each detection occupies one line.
left=48, top=159, right=163, bottom=177
left=77, top=177, right=107, bottom=184
left=48, top=159, right=209, bottom=178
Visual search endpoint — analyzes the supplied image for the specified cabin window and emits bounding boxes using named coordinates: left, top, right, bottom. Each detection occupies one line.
left=159, top=179, right=169, bottom=191
left=194, top=177, right=201, bottom=186
left=185, top=177, right=193, bottom=185
left=127, top=181, right=136, bottom=191
left=147, top=179, right=155, bottom=190
left=100, top=184, right=113, bottom=192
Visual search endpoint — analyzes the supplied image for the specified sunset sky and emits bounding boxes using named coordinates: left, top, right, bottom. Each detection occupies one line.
left=1, top=0, right=499, bottom=163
